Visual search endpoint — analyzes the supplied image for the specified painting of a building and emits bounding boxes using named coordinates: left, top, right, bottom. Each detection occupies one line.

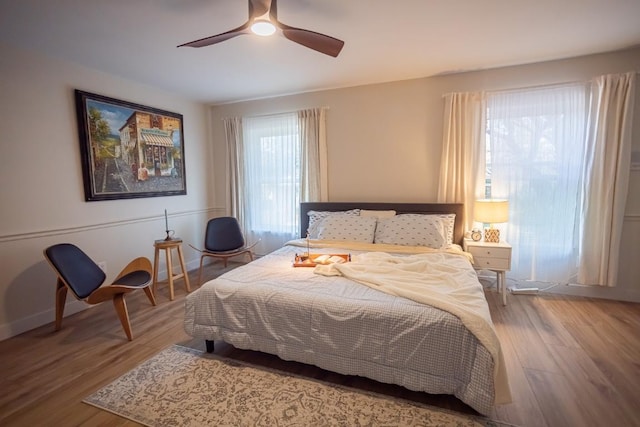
left=119, top=112, right=182, bottom=178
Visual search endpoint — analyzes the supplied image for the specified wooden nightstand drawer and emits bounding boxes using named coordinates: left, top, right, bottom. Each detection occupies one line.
left=467, top=246, right=511, bottom=260
left=472, top=256, right=510, bottom=270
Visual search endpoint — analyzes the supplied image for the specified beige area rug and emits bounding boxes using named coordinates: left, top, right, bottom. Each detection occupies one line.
left=84, top=345, right=511, bottom=427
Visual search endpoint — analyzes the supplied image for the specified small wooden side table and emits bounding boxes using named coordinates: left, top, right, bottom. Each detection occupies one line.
left=463, top=239, right=512, bottom=306
left=153, top=238, right=191, bottom=301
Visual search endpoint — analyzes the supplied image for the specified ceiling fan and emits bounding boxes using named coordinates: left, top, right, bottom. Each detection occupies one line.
left=178, top=0, right=344, bottom=57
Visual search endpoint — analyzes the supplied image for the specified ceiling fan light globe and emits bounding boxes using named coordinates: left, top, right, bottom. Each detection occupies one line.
left=251, top=20, right=276, bottom=36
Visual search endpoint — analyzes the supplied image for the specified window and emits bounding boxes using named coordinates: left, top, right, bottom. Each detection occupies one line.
left=484, top=84, right=587, bottom=282
left=441, top=73, right=634, bottom=286
left=242, top=112, right=301, bottom=251
left=227, top=108, right=326, bottom=255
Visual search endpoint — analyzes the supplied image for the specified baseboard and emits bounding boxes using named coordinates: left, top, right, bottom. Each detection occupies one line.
left=546, top=283, right=640, bottom=303
left=0, top=259, right=203, bottom=341
left=510, top=287, right=539, bottom=295
left=0, top=300, right=90, bottom=341
left=0, top=260, right=201, bottom=342
left=502, top=276, right=640, bottom=303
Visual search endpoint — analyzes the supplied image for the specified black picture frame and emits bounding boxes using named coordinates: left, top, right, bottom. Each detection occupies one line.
left=75, top=89, right=187, bottom=201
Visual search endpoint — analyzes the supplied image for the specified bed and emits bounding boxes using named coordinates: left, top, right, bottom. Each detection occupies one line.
left=184, top=202, right=511, bottom=415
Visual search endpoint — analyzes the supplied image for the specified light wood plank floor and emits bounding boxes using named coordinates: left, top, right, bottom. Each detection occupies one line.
left=1, top=261, right=639, bottom=427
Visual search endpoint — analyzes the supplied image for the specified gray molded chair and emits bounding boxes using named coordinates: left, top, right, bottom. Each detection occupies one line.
left=43, top=243, right=156, bottom=341
left=190, top=217, right=258, bottom=285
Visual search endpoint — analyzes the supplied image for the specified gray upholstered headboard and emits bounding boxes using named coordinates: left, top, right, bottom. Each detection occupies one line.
left=300, top=202, right=465, bottom=245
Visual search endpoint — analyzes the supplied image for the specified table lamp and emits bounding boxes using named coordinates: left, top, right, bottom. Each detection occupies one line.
left=474, top=199, right=509, bottom=243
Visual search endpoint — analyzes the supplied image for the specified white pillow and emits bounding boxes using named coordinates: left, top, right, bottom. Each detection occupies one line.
left=359, top=209, right=396, bottom=219
left=431, top=213, right=456, bottom=244
left=316, top=215, right=377, bottom=243
left=374, top=214, right=447, bottom=248
left=307, top=209, right=360, bottom=238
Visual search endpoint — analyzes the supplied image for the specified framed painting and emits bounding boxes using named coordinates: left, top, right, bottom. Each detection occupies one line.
left=75, top=89, right=187, bottom=201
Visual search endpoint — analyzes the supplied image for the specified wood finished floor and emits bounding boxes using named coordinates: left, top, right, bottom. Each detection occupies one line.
left=0, top=261, right=639, bottom=427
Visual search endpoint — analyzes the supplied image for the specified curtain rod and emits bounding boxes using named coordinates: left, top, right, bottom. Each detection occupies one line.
left=441, top=79, right=586, bottom=98
left=441, top=70, right=639, bottom=98
left=221, top=106, right=330, bottom=121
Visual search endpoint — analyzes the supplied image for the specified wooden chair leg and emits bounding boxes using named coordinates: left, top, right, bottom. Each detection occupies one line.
left=55, top=279, right=67, bottom=331
left=197, top=255, right=205, bottom=286
left=143, top=286, right=157, bottom=306
left=152, top=246, right=161, bottom=297
left=165, top=246, right=175, bottom=301
left=176, top=245, right=191, bottom=293
left=112, top=294, right=133, bottom=341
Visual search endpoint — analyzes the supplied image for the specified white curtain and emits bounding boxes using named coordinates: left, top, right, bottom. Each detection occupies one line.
left=487, top=84, right=587, bottom=283
left=241, top=112, right=299, bottom=255
left=225, top=109, right=328, bottom=255
left=298, top=108, right=329, bottom=203
left=438, top=92, right=487, bottom=231
left=578, top=72, right=636, bottom=286
left=224, top=117, right=244, bottom=227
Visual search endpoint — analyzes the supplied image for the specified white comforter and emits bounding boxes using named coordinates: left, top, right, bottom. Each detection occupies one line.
left=313, top=249, right=510, bottom=404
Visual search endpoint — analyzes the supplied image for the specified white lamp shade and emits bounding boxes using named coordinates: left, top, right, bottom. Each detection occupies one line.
left=474, top=199, right=509, bottom=224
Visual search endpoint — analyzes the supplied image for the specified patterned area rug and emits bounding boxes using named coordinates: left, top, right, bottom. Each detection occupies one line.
left=84, top=345, right=511, bottom=427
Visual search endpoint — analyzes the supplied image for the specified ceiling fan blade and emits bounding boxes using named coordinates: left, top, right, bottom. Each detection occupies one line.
left=280, top=25, right=344, bottom=57
left=178, top=22, right=250, bottom=48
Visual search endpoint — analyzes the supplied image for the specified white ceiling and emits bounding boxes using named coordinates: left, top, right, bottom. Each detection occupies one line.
left=1, top=0, right=639, bottom=105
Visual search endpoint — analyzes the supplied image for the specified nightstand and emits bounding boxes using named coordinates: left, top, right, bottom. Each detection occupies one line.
left=463, top=239, right=512, bottom=306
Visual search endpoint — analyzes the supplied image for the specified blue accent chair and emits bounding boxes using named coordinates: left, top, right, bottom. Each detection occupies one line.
left=43, top=243, right=156, bottom=341
left=189, top=217, right=258, bottom=285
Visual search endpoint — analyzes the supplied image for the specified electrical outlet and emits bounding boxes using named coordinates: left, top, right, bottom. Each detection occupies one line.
left=98, top=261, right=107, bottom=274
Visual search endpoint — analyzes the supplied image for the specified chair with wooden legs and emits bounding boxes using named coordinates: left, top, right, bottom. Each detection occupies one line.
left=189, top=216, right=258, bottom=286
left=43, top=243, right=156, bottom=341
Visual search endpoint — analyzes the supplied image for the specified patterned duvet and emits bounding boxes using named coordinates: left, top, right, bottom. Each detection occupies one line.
left=184, top=241, right=505, bottom=415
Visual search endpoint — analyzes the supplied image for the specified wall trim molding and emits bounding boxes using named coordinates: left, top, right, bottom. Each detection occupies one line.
left=631, top=151, right=640, bottom=171
left=624, top=214, right=640, bottom=222
left=5, top=207, right=631, bottom=242
left=0, top=207, right=225, bottom=243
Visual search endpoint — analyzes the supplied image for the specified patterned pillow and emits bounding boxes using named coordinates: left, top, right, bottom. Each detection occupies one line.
left=374, top=214, right=447, bottom=248
left=316, top=215, right=377, bottom=243
left=307, top=209, right=360, bottom=238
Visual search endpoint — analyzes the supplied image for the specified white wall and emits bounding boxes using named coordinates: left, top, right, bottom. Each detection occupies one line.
left=210, top=47, right=640, bottom=301
left=0, top=42, right=222, bottom=340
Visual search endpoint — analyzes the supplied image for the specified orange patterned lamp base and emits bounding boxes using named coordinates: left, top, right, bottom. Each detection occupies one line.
left=484, top=228, right=500, bottom=243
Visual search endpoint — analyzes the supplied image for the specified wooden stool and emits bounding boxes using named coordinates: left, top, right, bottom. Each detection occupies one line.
left=153, top=238, right=191, bottom=301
